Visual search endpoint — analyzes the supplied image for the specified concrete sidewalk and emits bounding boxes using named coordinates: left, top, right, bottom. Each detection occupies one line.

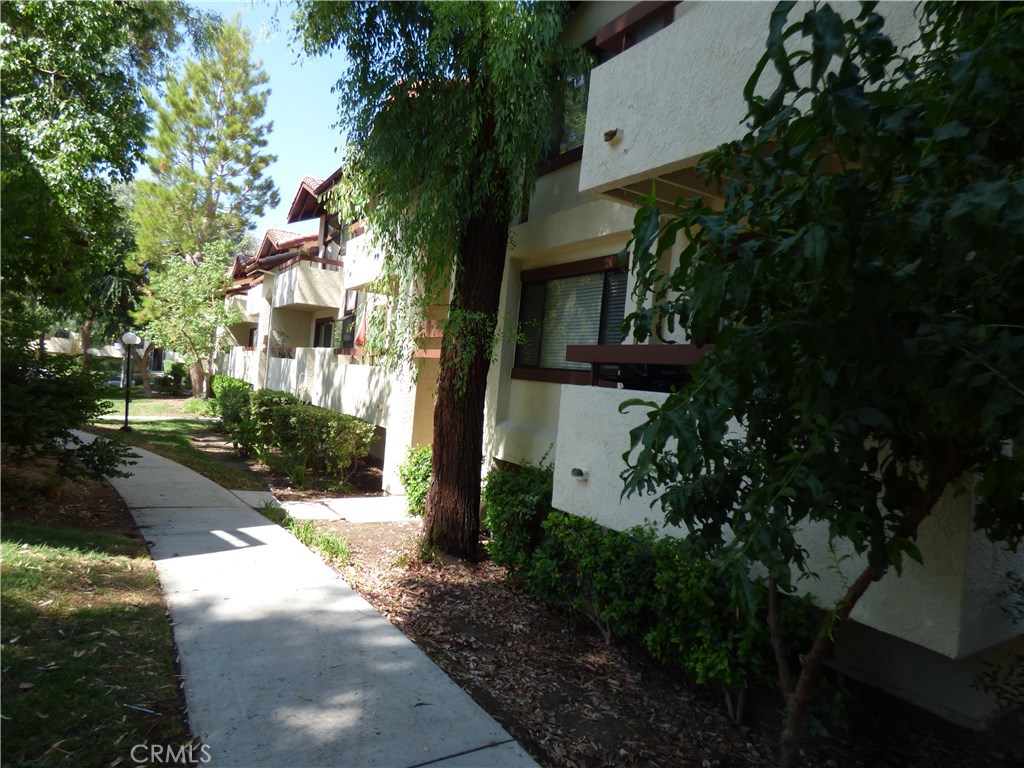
left=94, top=439, right=537, bottom=767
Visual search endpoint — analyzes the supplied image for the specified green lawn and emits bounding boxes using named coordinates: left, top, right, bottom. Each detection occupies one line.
left=1, top=524, right=193, bottom=766
left=87, top=419, right=267, bottom=492
left=98, top=395, right=211, bottom=419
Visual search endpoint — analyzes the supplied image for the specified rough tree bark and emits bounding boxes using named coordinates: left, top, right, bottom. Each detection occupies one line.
left=423, top=212, right=509, bottom=561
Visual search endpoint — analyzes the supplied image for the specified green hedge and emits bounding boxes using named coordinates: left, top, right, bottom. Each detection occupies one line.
left=210, top=374, right=252, bottom=429
left=270, top=401, right=375, bottom=484
left=483, top=460, right=819, bottom=710
left=249, top=389, right=303, bottom=446
left=397, top=445, right=432, bottom=517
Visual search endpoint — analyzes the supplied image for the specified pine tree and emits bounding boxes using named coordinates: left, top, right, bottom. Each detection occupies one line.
left=135, top=15, right=278, bottom=265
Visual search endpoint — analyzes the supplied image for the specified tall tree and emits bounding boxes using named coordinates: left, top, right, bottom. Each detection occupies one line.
left=620, top=3, right=1023, bottom=765
left=295, top=0, right=584, bottom=559
left=0, top=0, right=200, bottom=341
left=144, top=240, right=241, bottom=398
left=134, top=15, right=279, bottom=265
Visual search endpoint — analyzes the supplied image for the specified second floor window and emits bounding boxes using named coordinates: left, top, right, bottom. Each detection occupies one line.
left=515, top=257, right=627, bottom=372
left=314, top=317, right=337, bottom=348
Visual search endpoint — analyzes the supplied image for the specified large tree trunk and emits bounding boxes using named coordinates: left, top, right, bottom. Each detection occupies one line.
left=423, top=213, right=509, bottom=561
left=137, top=345, right=155, bottom=397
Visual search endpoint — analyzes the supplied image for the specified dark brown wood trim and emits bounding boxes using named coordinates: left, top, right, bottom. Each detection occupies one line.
left=334, top=347, right=364, bottom=357
left=537, top=145, right=584, bottom=177
left=596, top=1, right=678, bottom=53
left=521, top=254, right=626, bottom=284
left=511, top=367, right=593, bottom=385
left=277, top=255, right=343, bottom=273
left=564, top=343, right=712, bottom=366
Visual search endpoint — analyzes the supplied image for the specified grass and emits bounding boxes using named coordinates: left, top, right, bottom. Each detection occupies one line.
left=255, top=502, right=351, bottom=565
left=97, top=395, right=210, bottom=420
left=87, top=420, right=266, bottom=492
left=0, top=523, right=192, bottom=766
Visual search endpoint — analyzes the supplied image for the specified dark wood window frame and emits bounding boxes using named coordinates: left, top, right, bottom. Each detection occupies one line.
left=512, top=255, right=629, bottom=385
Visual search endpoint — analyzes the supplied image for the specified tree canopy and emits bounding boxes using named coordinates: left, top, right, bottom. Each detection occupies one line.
left=0, top=0, right=201, bottom=338
left=134, top=15, right=278, bottom=265
left=620, top=2, right=1023, bottom=763
left=295, top=0, right=585, bottom=557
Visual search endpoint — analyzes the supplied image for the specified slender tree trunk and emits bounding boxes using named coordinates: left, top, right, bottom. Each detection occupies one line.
left=79, top=316, right=93, bottom=369
left=771, top=443, right=970, bottom=768
left=137, top=345, right=155, bottom=397
left=189, top=361, right=205, bottom=399
left=423, top=212, right=509, bottom=561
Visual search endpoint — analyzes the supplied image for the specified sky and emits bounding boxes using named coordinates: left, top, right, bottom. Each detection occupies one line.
left=191, top=1, right=349, bottom=238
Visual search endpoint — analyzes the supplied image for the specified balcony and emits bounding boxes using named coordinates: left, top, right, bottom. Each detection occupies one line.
left=579, top=1, right=919, bottom=206
left=272, top=256, right=344, bottom=311
left=342, top=231, right=383, bottom=290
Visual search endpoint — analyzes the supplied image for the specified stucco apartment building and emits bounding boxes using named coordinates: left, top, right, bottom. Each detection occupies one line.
left=220, top=1, right=1021, bottom=729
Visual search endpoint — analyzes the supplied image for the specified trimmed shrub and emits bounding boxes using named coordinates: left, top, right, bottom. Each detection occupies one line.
left=482, top=458, right=553, bottom=573
left=210, top=374, right=252, bottom=429
left=483, top=456, right=822, bottom=720
left=397, top=445, right=432, bottom=517
left=270, top=402, right=375, bottom=485
left=249, top=389, right=302, bottom=445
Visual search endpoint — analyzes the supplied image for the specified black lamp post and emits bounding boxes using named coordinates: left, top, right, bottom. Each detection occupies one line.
left=121, top=331, right=140, bottom=431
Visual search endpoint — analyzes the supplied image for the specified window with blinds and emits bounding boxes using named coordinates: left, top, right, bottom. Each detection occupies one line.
left=515, top=265, right=628, bottom=371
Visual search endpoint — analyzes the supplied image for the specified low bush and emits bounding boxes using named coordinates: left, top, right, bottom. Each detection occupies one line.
left=249, top=389, right=302, bottom=446
left=482, top=457, right=553, bottom=572
left=483, top=459, right=822, bottom=723
left=210, top=374, right=252, bottom=429
left=271, top=402, right=375, bottom=485
left=397, top=445, right=432, bottom=517
left=209, top=374, right=251, bottom=430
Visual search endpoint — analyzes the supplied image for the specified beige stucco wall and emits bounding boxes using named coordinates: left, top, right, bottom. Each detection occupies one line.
left=271, top=308, right=313, bottom=348
left=580, top=1, right=920, bottom=196
left=273, top=262, right=344, bottom=310
left=551, top=384, right=1024, bottom=663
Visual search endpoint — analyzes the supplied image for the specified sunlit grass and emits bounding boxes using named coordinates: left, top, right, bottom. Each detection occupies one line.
left=0, top=524, right=192, bottom=766
left=87, top=420, right=266, bottom=492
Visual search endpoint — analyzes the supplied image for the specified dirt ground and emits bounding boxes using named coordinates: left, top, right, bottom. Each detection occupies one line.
left=5, top=447, right=1022, bottom=768
left=320, top=518, right=1024, bottom=768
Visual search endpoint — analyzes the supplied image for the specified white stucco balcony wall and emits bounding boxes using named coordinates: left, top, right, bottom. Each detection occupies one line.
left=272, top=261, right=344, bottom=310
left=343, top=231, right=384, bottom=290
left=580, top=1, right=919, bottom=198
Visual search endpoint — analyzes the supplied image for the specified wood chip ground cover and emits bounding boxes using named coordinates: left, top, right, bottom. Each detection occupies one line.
left=318, top=518, right=1023, bottom=768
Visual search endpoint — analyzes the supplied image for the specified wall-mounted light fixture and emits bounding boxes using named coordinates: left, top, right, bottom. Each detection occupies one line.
left=603, top=128, right=622, bottom=143
left=571, top=467, right=589, bottom=480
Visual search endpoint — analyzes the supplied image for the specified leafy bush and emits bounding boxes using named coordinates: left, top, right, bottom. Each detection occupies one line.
left=210, top=374, right=251, bottom=430
left=482, top=457, right=823, bottom=721
left=397, top=445, right=432, bottom=517
left=182, top=397, right=218, bottom=417
left=271, top=402, right=375, bottom=485
left=249, top=389, right=302, bottom=445
left=0, top=347, right=136, bottom=481
left=163, top=361, right=188, bottom=390
left=482, top=457, right=553, bottom=572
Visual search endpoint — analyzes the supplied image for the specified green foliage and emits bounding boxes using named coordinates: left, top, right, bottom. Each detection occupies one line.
left=0, top=347, right=136, bottom=481
left=397, top=445, right=433, bottom=518
left=621, top=2, right=1024, bottom=591
left=0, top=0, right=202, bottom=333
left=249, top=388, right=303, bottom=445
left=482, top=458, right=554, bottom=572
left=134, top=14, right=278, bottom=263
left=182, top=397, right=219, bottom=417
left=143, top=239, right=241, bottom=389
left=285, top=517, right=351, bottom=565
left=164, top=361, right=188, bottom=388
left=211, top=373, right=252, bottom=429
left=270, top=402, right=376, bottom=486
left=618, top=2, right=1023, bottom=750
